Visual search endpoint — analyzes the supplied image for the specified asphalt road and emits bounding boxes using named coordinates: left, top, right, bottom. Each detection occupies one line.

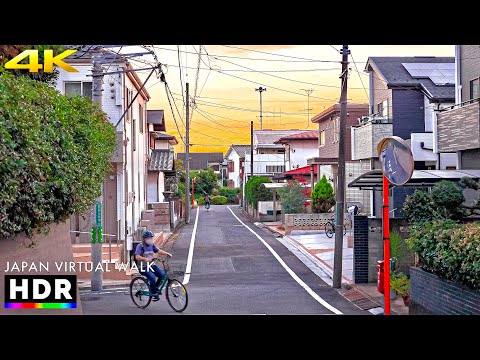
left=80, top=205, right=365, bottom=315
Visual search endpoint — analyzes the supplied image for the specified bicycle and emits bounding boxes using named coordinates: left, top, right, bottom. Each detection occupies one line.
left=129, top=257, right=188, bottom=312
left=325, top=218, right=349, bottom=238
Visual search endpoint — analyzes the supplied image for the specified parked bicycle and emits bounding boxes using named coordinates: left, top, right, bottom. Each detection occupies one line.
left=325, top=218, right=350, bottom=238
left=129, top=257, right=188, bottom=312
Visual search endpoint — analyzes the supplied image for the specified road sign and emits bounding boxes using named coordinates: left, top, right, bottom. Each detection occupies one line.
left=96, top=202, right=101, bottom=228
left=377, top=136, right=414, bottom=186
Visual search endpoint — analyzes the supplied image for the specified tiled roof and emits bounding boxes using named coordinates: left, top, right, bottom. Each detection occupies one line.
left=149, top=150, right=174, bottom=171
left=366, top=57, right=455, bottom=101
left=226, top=144, right=251, bottom=158
left=176, top=152, right=224, bottom=170
left=254, top=130, right=307, bottom=147
left=275, top=130, right=319, bottom=143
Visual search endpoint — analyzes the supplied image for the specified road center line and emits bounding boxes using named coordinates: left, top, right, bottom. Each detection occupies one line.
left=227, top=206, right=343, bottom=315
left=182, top=205, right=200, bottom=285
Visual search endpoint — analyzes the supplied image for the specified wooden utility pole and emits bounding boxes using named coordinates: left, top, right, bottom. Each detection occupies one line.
left=332, top=45, right=350, bottom=289
left=250, top=120, right=254, bottom=177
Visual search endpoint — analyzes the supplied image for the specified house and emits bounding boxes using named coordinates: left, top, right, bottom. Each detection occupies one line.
left=225, top=144, right=251, bottom=188
left=243, top=129, right=306, bottom=179
left=176, top=152, right=225, bottom=184
left=307, top=104, right=371, bottom=214
left=436, top=45, right=480, bottom=169
left=146, top=110, right=178, bottom=204
left=274, top=130, right=319, bottom=170
left=350, top=56, right=456, bottom=217
left=57, top=47, right=152, bottom=259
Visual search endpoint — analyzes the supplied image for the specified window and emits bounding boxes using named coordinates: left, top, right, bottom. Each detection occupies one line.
left=332, top=117, right=340, bottom=142
left=266, top=165, right=285, bottom=173
left=65, top=81, right=92, bottom=99
left=228, top=160, right=234, bottom=172
left=319, top=130, right=325, bottom=147
left=139, top=104, right=144, bottom=133
left=377, top=100, right=388, bottom=117
left=470, top=78, right=479, bottom=100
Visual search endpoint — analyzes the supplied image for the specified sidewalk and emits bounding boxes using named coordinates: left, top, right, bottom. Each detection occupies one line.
left=265, top=226, right=409, bottom=315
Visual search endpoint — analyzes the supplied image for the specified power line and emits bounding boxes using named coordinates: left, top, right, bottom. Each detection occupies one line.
left=160, top=64, right=340, bottom=72
left=193, top=107, right=250, bottom=139
left=350, top=52, right=370, bottom=103
left=153, top=46, right=340, bottom=63
left=221, top=45, right=341, bottom=63
left=329, top=45, right=340, bottom=53
left=164, top=82, right=185, bottom=145
left=177, top=45, right=185, bottom=108
left=212, top=56, right=341, bottom=89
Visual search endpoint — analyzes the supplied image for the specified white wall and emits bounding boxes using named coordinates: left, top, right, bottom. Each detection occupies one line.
left=411, top=133, right=438, bottom=162
left=147, top=172, right=158, bottom=203
left=226, top=150, right=241, bottom=188
left=244, top=154, right=286, bottom=175
left=424, top=96, right=434, bottom=132
left=154, top=140, right=170, bottom=149
left=288, top=140, right=318, bottom=169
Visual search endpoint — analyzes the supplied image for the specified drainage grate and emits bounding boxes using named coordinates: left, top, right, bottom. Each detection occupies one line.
left=341, top=289, right=381, bottom=310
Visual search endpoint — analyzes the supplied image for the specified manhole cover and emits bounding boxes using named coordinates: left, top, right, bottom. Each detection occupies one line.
left=341, top=289, right=380, bottom=310
left=81, top=296, right=102, bottom=302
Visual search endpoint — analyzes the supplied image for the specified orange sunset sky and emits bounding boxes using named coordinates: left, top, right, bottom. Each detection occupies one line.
left=131, top=45, right=454, bottom=155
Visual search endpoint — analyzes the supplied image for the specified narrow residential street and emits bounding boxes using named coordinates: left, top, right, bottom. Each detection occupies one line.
left=81, top=205, right=365, bottom=315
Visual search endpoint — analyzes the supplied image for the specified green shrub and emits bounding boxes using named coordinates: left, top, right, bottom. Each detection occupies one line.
left=245, top=176, right=272, bottom=209
left=198, top=197, right=205, bottom=205
left=0, top=73, right=116, bottom=238
left=402, top=189, right=436, bottom=224
left=406, top=220, right=480, bottom=290
left=311, top=175, right=335, bottom=213
left=430, top=180, right=466, bottom=220
left=219, top=186, right=240, bottom=203
left=278, top=179, right=304, bottom=215
left=390, top=272, right=410, bottom=297
left=210, top=195, right=227, bottom=205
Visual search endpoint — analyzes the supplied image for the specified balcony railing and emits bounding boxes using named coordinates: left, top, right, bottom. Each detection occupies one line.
left=352, top=116, right=393, bottom=160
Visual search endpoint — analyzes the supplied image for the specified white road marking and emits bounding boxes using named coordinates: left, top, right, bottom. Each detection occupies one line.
left=227, top=206, right=343, bottom=315
left=182, top=206, right=200, bottom=285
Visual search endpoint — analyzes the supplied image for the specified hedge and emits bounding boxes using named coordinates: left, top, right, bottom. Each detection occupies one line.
left=218, top=186, right=241, bottom=203
left=198, top=195, right=228, bottom=205
left=407, top=220, right=480, bottom=291
left=0, top=73, right=116, bottom=238
left=245, top=176, right=271, bottom=209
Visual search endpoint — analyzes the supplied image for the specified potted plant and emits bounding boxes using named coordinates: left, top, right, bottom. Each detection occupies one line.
left=390, top=272, right=410, bottom=306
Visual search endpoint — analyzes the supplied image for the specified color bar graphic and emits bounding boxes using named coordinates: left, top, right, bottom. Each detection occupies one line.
left=4, top=303, right=77, bottom=309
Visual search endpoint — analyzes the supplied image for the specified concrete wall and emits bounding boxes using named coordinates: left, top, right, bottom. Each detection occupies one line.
left=410, top=267, right=480, bottom=315
left=461, top=148, right=480, bottom=169
left=0, top=220, right=83, bottom=315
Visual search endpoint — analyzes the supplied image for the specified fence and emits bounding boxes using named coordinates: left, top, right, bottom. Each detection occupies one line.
left=284, top=213, right=351, bottom=235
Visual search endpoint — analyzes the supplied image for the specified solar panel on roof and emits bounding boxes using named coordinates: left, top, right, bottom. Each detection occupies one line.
left=402, top=63, right=455, bottom=85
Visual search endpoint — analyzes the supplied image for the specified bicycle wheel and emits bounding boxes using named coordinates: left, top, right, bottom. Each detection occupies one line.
left=165, top=278, right=188, bottom=312
left=130, top=276, right=152, bottom=309
left=325, top=222, right=334, bottom=238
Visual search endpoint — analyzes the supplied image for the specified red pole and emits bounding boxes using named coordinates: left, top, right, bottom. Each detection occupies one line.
left=383, top=175, right=391, bottom=315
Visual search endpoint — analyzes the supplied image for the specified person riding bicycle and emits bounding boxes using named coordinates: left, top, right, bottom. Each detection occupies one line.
left=203, top=193, right=211, bottom=208
left=134, top=230, right=172, bottom=301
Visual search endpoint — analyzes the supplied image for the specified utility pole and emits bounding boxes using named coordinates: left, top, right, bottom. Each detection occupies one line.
left=185, top=83, right=191, bottom=224
left=301, top=89, right=314, bottom=129
left=255, top=87, right=266, bottom=130
left=332, top=45, right=350, bottom=289
left=91, top=47, right=104, bottom=292
left=250, top=120, right=254, bottom=177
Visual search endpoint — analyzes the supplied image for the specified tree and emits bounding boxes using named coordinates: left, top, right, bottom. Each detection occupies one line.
left=191, top=167, right=217, bottom=195
left=0, top=73, right=116, bottom=238
left=245, top=177, right=272, bottom=209
left=278, top=179, right=305, bottom=215
left=311, top=175, right=335, bottom=213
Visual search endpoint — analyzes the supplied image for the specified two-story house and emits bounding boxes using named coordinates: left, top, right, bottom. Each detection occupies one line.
left=437, top=45, right=480, bottom=169
left=57, top=47, right=152, bottom=261
left=307, top=104, right=371, bottom=214
left=351, top=56, right=456, bottom=217
left=225, top=145, right=251, bottom=188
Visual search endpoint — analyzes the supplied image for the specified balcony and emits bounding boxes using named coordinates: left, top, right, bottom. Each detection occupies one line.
left=351, top=114, right=393, bottom=160
left=437, top=99, right=480, bottom=152
left=244, top=154, right=286, bottom=175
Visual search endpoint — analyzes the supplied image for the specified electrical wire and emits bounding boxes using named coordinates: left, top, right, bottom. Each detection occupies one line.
left=193, top=108, right=251, bottom=138
left=350, top=51, right=370, bottom=103
left=178, top=45, right=185, bottom=107
left=164, top=82, right=185, bottom=145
